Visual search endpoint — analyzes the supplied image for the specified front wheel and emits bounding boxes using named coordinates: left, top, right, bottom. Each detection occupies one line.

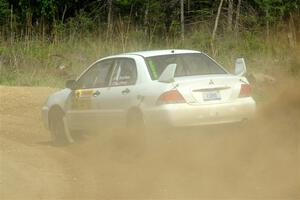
left=49, top=108, right=74, bottom=145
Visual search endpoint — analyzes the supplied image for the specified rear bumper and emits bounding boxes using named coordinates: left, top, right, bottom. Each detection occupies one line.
left=144, top=97, right=256, bottom=127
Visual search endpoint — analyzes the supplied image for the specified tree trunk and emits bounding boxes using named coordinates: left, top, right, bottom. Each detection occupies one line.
left=106, top=0, right=113, bottom=40
left=26, top=11, right=32, bottom=41
left=10, top=5, right=13, bottom=44
left=144, top=0, right=149, bottom=41
left=181, top=0, right=185, bottom=42
left=124, top=4, right=133, bottom=52
left=234, top=0, right=241, bottom=37
left=211, top=0, right=224, bottom=54
left=227, top=0, right=233, bottom=32
left=61, top=5, right=67, bottom=23
left=266, top=8, right=269, bottom=41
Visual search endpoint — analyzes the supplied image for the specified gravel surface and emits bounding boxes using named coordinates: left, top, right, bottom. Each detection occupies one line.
left=0, top=83, right=299, bottom=199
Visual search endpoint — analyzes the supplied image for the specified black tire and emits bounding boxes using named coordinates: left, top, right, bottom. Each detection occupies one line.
left=122, top=109, right=149, bottom=156
left=126, top=109, right=149, bottom=146
left=127, top=109, right=146, bottom=135
left=49, top=107, right=69, bottom=146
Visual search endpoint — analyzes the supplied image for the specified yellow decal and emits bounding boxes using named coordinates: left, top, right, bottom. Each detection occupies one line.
left=75, top=89, right=93, bottom=98
left=72, top=89, right=93, bottom=109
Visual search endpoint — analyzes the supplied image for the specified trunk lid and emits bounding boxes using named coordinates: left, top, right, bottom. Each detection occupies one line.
left=174, top=74, right=241, bottom=105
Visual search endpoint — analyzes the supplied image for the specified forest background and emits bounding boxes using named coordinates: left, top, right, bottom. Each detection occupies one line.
left=0, top=0, right=299, bottom=86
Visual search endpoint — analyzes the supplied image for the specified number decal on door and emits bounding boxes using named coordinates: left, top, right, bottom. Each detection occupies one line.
left=72, top=89, right=93, bottom=110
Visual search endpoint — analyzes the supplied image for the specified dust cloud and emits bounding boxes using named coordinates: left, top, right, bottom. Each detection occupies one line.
left=0, top=78, right=299, bottom=199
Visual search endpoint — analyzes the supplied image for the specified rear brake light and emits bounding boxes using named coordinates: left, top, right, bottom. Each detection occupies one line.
left=157, top=89, right=186, bottom=104
left=239, top=84, right=251, bottom=97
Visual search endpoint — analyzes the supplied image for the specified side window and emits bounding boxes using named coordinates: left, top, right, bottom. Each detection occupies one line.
left=110, top=59, right=137, bottom=86
left=76, top=59, right=114, bottom=89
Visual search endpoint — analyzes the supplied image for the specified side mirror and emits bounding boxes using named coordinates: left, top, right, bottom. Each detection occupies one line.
left=158, top=64, right=177, bottom=83
left=235, top=58, right=247, bottom=76
left=65, top=80, right=77, bottom=90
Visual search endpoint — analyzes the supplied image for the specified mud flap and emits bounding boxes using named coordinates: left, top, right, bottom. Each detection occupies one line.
left=63, top=117, right=74, bottom=143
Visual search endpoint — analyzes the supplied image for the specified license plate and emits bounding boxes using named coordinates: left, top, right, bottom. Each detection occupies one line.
left=203, top=91, right=221, bottom=101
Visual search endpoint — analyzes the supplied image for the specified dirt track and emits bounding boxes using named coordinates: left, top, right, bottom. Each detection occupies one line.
left=0, top=82, right=299, bottom=199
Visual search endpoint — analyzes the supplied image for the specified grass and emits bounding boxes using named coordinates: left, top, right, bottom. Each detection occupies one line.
left=0, top=26, right=299, bottom=88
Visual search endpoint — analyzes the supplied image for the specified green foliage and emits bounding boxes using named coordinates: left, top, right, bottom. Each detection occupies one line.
left=38, top=0, right=57, bottom=19
left=1, top=25, right=298, bottom=87
left=66, top=11, right=94, bottom=34
left=115, top=0, right=136, bottom=6
left=254, top=0, right=300, bottom=23
left=1, top=0, right=299, bottom=40
left=0, top=0, right=299, bottom=86
left=185, top=27, right=211, bottom=51
left=0, top=0, right=9, bottom=25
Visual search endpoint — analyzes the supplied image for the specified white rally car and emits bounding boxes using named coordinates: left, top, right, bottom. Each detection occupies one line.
left=42, top=49, right=255, bottom=143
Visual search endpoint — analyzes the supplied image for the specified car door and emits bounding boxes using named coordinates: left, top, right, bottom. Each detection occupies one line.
left=65, top=59, right=115, bottom=130
left=91, top=57, right=138, bottom=127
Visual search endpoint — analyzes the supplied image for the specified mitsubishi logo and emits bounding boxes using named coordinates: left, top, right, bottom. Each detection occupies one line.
left=209, top=79, right=214, bottom=85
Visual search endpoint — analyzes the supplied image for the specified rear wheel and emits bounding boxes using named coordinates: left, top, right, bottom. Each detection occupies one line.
left=126, top=109, right=148, bottom=147
left=127, top=110, right=146, bottom=135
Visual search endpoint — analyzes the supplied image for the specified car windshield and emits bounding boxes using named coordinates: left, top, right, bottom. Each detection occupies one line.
left=145, top=53, right=227, bottom=80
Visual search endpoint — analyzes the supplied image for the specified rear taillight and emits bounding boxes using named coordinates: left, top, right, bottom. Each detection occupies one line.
left=239, top=84, right=251, bottom=97
left=157, top=89, right=186, bottom=104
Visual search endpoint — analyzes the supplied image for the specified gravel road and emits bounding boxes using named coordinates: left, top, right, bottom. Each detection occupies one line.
left=0, top=82, right=299, bottom=199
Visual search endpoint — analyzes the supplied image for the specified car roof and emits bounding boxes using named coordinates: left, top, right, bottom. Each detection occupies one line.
left=124, top=49, right=201, bottom=58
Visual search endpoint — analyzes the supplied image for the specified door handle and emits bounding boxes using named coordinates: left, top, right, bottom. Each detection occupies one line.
left=122, top=88, right=130, bottom=95
left=93, top=90, right=101, bottom=97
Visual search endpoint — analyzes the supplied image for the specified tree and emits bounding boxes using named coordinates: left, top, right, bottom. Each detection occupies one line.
left=211, top=0, right=224, bottom=54
left=107, top=0, right=113, bottom=40
left=0, top=0, right=299, bottom=42
left=234, top=0, right=242, bottom=37
left=227, top=0, right=233, bottom=32
left=181, top=0, right=184, bottom=41
left=0, top=0, right=10, bottom=26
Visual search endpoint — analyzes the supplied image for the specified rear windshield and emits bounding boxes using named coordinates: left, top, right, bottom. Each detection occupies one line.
left=145, top=53, right=227, bottom=80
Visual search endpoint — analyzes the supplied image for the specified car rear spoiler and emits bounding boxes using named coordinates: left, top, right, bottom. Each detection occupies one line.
left=158, top=64, right=177, bottom=83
